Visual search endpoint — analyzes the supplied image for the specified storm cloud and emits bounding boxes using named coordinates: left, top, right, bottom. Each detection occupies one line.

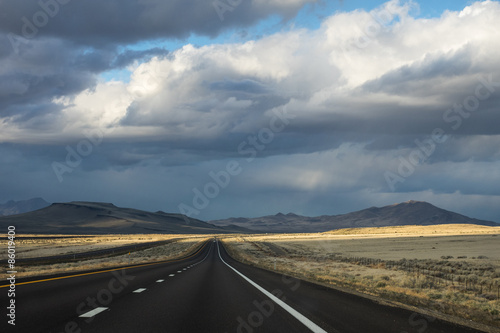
left=1, top=0, right=499, bottom=221
left=0, top=0, right=315, bottom=46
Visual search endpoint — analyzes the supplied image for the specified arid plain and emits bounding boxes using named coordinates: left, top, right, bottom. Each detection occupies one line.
left=2, top=224, right=499, bottom=330
left=221, top=224, right=500, bottom=330
left=0, top=235, right=209, bottom=279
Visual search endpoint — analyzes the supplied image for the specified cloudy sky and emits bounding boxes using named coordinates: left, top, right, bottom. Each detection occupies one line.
left=1, top=0, right=499, bottom=221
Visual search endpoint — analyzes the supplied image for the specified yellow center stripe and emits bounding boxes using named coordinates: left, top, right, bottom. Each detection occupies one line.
left=0, top=241, right=209, bottom=288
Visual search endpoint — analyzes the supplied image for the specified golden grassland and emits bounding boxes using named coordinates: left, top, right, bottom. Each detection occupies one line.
left=2, top=225, right=499, bottom=329
left=0, top=235, right=210, bottom=279
left=0, top=234, right=202, bottom=259
left=220, top=224, right=500, bottom=329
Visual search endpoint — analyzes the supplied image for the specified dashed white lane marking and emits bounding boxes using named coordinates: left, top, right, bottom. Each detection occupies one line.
left=183, top=268, right=187, bottom=270
left=79, top=307, right=108, bottom=318
left=156, top=279, right=164, bottom=283
left=216, top=241, right=328, bottom=333
left=133, top=288, right=147, bottom=293
left=169, top=274, right=175, bottom=277
left=177, top=271, right=182, bottom=273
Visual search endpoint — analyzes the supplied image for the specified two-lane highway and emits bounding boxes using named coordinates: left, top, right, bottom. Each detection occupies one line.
left=1, top=239, right=486, bottom=332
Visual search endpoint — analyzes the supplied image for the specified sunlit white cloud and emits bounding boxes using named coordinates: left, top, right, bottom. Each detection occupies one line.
left=0, top=1, right=499, bottom=221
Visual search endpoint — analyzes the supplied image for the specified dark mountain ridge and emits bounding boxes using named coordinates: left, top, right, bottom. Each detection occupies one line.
left=0, top=201, right=250, bottom=234
left=210, top=200, right=499, bottom=233
left=0, top=197, right=50, bottom=216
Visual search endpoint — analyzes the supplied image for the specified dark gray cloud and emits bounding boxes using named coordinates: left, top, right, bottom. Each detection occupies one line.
left=1, top=1, right=500, bottom=222
left=112, top=48, right=169, bottom=68
left=0, top=0, right=315, bottom=47
left=361, top=46, right=475, bottom=95
left=0, top=0, right=312, bottom=127
left=0, top=34, right=169, bottom=129
left=209, top=79, right=270, bottom=94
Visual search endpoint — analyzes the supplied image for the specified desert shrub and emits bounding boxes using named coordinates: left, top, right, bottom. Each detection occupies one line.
left=341, top=273, right=356, bottom=281
left=400, top=276, right=417, bottom=288
left=429, top=293, right=443, bottom=300
left=376, top=282, right=387, bottom=288
left=443, top=266, right=455, bottom=274
left=446, top=291, right=470, bottom=303
left=441, top=255, right=454, bottom=259
left=468, top=274, right=479, bottom=282
left=419, top=278, right=439, bottom=290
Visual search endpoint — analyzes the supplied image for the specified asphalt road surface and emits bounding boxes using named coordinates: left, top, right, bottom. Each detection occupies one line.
left=0, top=239, right=486, bottom=333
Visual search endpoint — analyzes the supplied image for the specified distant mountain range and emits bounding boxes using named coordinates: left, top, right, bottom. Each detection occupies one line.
left=0, top=199, right=497, bottom=234
left=210, top=200, right=499, bottom=233
left=0, top=198, right=50, bottom=216
left=0, top=201, right=249, bottom=234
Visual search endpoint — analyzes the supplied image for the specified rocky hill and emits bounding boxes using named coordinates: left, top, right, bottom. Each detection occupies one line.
left=0, top=197, right=50, bottom=216
left=209, top=200, right=499, bottom=233
left=0, top=201, right=250, bottom=234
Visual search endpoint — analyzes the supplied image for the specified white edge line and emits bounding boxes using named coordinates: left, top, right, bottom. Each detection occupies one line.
left=79, top=307, right=108, bottom=318
left=216, top=241, right=328, bottom=333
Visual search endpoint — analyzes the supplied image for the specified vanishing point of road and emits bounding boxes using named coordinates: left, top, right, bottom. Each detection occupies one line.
left=0, top=239, right=484, bottom=332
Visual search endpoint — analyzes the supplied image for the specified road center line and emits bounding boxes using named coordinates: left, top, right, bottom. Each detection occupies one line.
left=133, top=288, right=147, bottom=293
left=0, top=241, right=211, bottom=289
left=79, top=307, right=108, bottom=318
left=216, top=241, right=328, bottom=333
left=156, top=279, right=164, bottom=282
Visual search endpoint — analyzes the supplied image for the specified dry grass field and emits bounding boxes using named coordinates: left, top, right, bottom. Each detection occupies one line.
left=0, top=235, right=210, bottom=279
left=221, top=224, right=500, bottom=329
left=3, top=225, right=499, bottom=329
left=0, top=234, right=187, bottom=259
